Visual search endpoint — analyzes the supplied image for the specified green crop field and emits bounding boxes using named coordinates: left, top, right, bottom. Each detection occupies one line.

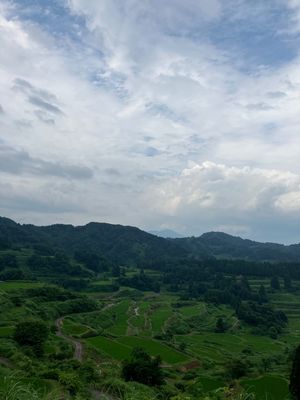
left=62, top=319, right=90, bottom=336
left=117, top=336, right=188, bottom=364
left=0, top=281, right=44, bottom=291
left=150, top=306, right=172, bottom=333
left=0, top=326, right=13, bottom=338
left=241, top=375, right=289, bottom=400
left=86, top=336, right=132, bottom=360
left=197, top=375, right=226, bottom=392
left=106, top=300, right=131, bottom=335
left=178, top=302, right=206, bottom=317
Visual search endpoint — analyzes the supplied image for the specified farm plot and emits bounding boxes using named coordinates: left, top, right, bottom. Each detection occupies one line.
left=86, top=334, right=188, bottom=364
left=241, top=375, right=289, bottom=400
left=178, top=302, right=206, bottom=318
left=61, top=319, right=91, bottom=337
left=150, top=306, right=173, bottom=334
left=272, top=292, right=300, bottom=331
left=129, top=302, right=149, bottom=329
left=117, top=336, right=188, bottom=364
left=175, top=333, right=285, bottom=363
left=86, top=336, right=132, bottom=360
left=106, top=300, right=131, bottom=336
left=0, top=326, right=13, bottom=337
left=0, top=281, right=44, bottom=291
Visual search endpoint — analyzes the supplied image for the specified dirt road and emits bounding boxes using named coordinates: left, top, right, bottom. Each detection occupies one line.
left=55, top=317, right=83, bottom=362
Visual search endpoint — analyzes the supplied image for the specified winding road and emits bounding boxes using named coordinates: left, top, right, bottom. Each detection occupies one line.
left=54, top=303, right=115, bottom=362
left=55, top=317, right=83, bottom=362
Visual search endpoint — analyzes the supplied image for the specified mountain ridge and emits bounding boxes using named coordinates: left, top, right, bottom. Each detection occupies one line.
left=1, top=216, right=300, bottom=263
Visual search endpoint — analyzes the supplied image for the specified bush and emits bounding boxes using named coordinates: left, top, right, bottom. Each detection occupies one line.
left=13, top=320, right=49, bottom=357
left=122, top=348, right=164, bottom=387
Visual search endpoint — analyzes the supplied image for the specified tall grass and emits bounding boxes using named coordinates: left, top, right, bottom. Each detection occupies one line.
left=0, top=376, right=61, bottom=400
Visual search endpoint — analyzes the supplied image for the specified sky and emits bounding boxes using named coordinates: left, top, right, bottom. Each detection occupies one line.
left=1, top=0, right=300, bottom=243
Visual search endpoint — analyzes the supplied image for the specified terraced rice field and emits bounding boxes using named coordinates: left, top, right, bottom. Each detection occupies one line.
left=241, top=375, right=289, bottom=400
left=86, top=336, right=132, bottom=360
left=178, top=303, right=206, bottom=317
left=0, top=281, right=44, bottom=291
left=80, top=278, right=299, bottom=399
left=175, top=333, right=287, bottom=362
left=87, top=335, right=188, bottom=364
left=106, top=300, right=131, bottom=335
left=272, top=292, right=300, bottom=331
left=0, top=326, right=13, bottom=337
left=62, top=319, right=90, bottom=337
left=118, top=336, right=188, bottom=364
left=150, top=306, right=172, bottom=334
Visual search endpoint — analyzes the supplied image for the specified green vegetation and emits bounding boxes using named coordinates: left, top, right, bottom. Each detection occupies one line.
left=13, top=320, right=49, bottom=356
left=87, top=335, right=132, bottom=359
left=241, top=375, right=289, bottom=400
left=290, top=345, right=300, bottom=399
left=1, top=217, right=300, bottom=399
left=122, top=347, right=164, bottom=386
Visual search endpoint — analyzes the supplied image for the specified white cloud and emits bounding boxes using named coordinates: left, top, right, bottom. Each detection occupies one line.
left=143, top=162, right=300, bottom=242
left=1, top=1, right=300, bottom=242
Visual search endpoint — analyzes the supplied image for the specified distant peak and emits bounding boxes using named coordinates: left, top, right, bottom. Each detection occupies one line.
left=148, top=229, right=184, bottom=238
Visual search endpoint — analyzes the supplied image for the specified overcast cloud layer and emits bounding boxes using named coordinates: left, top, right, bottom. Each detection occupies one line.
left=1, top=0, right=300, bottom=243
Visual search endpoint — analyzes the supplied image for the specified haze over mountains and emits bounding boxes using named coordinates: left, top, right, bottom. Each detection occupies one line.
left=148, top=229, right=184, bottom=239
left=1, top=216, right=300, bottom=264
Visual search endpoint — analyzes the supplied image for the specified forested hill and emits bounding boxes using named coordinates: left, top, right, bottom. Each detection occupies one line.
left=0, top=217, right=188, bottom=266
left=175, top=232, right=300, bottom=262
left=1, top=216, right=300, bottom=263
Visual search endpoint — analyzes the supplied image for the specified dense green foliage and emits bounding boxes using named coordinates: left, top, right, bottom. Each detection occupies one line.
left=13, top=320, right=49, bottom=356
left=122, top=348, right=164, bottom=386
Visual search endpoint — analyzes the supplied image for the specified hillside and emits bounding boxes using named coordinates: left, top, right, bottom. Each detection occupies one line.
left=1, top=217, right=300, bottom=264
left=0, top=217, right=187, bottom=266
left=175, top=232, right=300, bottom=262
left=0, top=216, right=299, bottom=399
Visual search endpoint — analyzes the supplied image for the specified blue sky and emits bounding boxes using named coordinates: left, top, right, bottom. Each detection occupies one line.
left=1, top=0, right=300, bottom=243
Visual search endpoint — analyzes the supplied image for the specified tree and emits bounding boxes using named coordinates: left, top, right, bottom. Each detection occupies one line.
left=269, top=326, right=278, bottom=339
left=112, top=265, right=121, bottom=277
left=122, top=347, right=164, bottom=386
left=13, top=320, right=49, bottom=356
left=290, top=345, right=300, bottom=399
left=215, top=317, right=227, bottom=333
left=284, top=275, right=293, bottom=292
left=179, top=342, right=187, bottom=352
left=271, top=276, right=280, bottom=291
left=258, top=284, right=267, bottom=303
left=226, top=358, right=250, bottom=379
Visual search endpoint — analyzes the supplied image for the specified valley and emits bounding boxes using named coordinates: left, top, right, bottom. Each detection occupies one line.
left=0, top=219, right=299, bottom=399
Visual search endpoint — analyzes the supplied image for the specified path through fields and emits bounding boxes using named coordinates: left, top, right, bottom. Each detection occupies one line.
left=55, top=317, right=83, bottom=361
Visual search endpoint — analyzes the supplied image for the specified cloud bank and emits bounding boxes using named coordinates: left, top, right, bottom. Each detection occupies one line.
left=1, top=0, right=300, bottom=242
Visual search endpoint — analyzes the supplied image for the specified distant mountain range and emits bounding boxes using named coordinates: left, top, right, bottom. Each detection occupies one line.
left=148, top=229, right=184, bottom=238
left=1, top=216, right=300, bottom=264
